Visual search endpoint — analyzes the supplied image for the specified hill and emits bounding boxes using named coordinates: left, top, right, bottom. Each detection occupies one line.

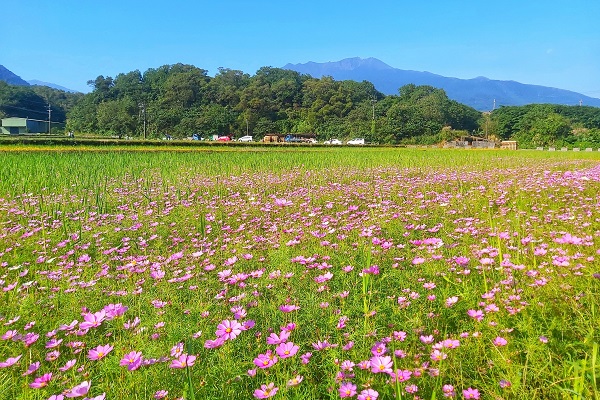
left=0, top=65, right=30, bottom=86
left=283, top=57, right=600, bottom=111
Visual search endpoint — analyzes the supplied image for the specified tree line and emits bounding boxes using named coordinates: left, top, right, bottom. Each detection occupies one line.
left=2, top=63, right=600, bottom=147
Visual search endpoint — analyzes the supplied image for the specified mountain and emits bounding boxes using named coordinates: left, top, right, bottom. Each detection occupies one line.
left=0, top=65, right=30, bottom=86
left=27, top=80, right=78, bottom=93
left=283, top=57, right=600, bottom=111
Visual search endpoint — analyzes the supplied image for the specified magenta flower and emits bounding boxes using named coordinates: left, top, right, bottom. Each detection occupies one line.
left=266, top=330, right=290, bottom=344
left=275, top=341, right=299, bottom=358
left=120, top=351, right=143, bottom=371
left=279, top=304, right=300, bottom=313
left=88, top=344, right=114, bottom=360
left=442, top=384, right=455, bottom=397
left=493, top=337, right=508, bottom=347
left=253, top=382, right=278, bottom=398
left=170, top=354, right=196, bottom=369
left=388, top=369, right=412, bottom=383
left=204, top=337, right=226, bottom=349
left=253, top=351, right=278, bottom=369
left=29, top=373, right=52, bottom=388
left=0, top=354, right=21, bottom=368
left=79, top=310, right=106, bottom=330
left=286, top=375, right=303, bottom=387
left=154, top=390, right=168, bottom=399
left=22, top=361, right=40, bottom=376
left=431, top=349, right=448, bottom=361
left=300, top=352, right=312, bottom=364
left=59, top=359, right=77, bottom=372
left=370, top=355, right=393, bottom=374
left=48, top=395, right=65, bottom=400
left=215, top=319, right=243, bottom=341
left=339, top=381, right=357, bottom=398
left=65, top=380, right=91, bottom=397
left=463, top=387, right=480, bottom=399
left=467, top=309, right=484, bottom=321
left=358, top=388, right=379, bottom=400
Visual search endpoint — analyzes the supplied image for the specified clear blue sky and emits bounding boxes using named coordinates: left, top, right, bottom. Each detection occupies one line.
left=3, top=0, right=599, bottom=98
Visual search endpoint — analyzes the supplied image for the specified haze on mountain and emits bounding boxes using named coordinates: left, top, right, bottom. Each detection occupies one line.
left=283, top=58, right=600, bottom=111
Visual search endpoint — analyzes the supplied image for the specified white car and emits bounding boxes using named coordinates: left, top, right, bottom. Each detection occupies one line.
left=347, top=138, right=365, bottom=145
left=324, top=139, right=342, bottom=145
left=238, top=135, right=253, bottom=142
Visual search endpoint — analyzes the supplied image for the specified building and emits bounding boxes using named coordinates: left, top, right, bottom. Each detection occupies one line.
left=1, top=117, right=49, bottom=134
left=500, top=141, right=518, bottom=150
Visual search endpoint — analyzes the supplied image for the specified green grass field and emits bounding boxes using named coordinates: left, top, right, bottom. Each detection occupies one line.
left=0, top=147, right=599, bottom=399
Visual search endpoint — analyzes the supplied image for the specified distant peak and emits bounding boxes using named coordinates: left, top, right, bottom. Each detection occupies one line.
left=284, top=57, right=393, bottom=71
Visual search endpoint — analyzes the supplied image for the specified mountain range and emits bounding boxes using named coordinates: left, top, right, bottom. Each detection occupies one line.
left=283, top=57, right=600, bottom=111
left=0, top=65, right=78, bottom=92
left=3, top=60, right=599, bottom=110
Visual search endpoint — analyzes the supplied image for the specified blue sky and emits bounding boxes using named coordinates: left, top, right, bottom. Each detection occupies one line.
left=3, top=0, right=599, bottom=98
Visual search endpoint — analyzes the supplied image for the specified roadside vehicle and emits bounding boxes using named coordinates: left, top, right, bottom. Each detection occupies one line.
left=238, top=135, right=253, bottom=142
left=324, top=139, right=342, bottom=145
left=217, top=136, right=232, bottom=141
left=347, top=138, right=365, bottom=145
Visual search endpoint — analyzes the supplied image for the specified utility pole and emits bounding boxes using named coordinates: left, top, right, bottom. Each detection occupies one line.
left=47, top=103, right=51, bottom=134
left=371, top=98, right=376, bottom=135
left=139, top=103, right=147, bottom=139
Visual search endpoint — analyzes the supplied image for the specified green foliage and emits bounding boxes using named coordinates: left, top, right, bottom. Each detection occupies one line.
left=63, top=65, right=480, bottom=143
left=491, top=104, right=600, bottom=148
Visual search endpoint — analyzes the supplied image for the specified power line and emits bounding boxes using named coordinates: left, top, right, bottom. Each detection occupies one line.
left=0, top=104, right=49, bottom=115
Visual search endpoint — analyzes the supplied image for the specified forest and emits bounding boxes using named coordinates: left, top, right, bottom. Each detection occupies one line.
left=2, top=63, right=600, bottom=147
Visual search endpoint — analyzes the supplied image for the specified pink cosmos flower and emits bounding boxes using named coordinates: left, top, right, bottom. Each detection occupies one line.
left=65, top=380, right=91, bottom=397
left=493, top=337, right=508, bottom=347
left=215, top=319, right=243, bottom=341
left=388, top=369, right=412, bottom=383
left=275, top=341, right=299, bottom=358
left=0, top=354, right=21, bottom=368
left=358, top=388, right=379, bottom=400
left=48, top=395, right=65, bottom=400
left=22, top=361, right=40, bottom=376
left=462, top=387, right=480, bottom=399
left=253, top=382, right=278, bottom=398
left=442, top=384, right=455, bottom=397
left=29, top=373, right=52, bottom=388
left=88, top=344, right=114, bottom=361
left=171, top=343, right=184, bottom=358
left=170, top=354, right=196, bottom=369
left=370, top=355, right=393, bottom=374
left=467, top=309, right=484, bottom=321
left=405, top=384, right=419, bottom=394
left=253, top=351, right=278, bottom=369
left=300, top=352, right=312, bottom=364
left=204, top=337, right=226, bottom=349
left=79, top=310, right=106, bottom=330
left=274, top=198, right=292, bottom=207
left=59, top=359, right=77, bottom=372
left=279, top=304, right=300, bottom=313
left=339, top=382, right=357, bottom=398
left=287, top=375, right=303, bottom=387
left=154, top=390, right=168, bottom=399
left=120, top=351, right=143, bottom=371
left=431, top=349, right=447, bottom=361
left=266, top=330, right=290, bottom=345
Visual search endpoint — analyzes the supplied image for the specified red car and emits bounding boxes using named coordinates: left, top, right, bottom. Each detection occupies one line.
left=217, top=136, right=232, bottom=141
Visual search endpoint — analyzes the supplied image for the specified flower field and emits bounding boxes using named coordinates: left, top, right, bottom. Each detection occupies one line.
left=1, top=147, right=599, bottom=399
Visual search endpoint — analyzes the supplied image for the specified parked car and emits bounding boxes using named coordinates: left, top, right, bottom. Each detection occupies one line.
left=238, top=135, right=253, bottom=142
left=217, top=136, right=232, bottom=141
left=347, top=138, right=365, bottom=145
left=324, top=139, right=342, bottom=145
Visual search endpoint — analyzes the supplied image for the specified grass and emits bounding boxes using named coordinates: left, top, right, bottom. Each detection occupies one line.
left=0, top=146, right=599, bottom=399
